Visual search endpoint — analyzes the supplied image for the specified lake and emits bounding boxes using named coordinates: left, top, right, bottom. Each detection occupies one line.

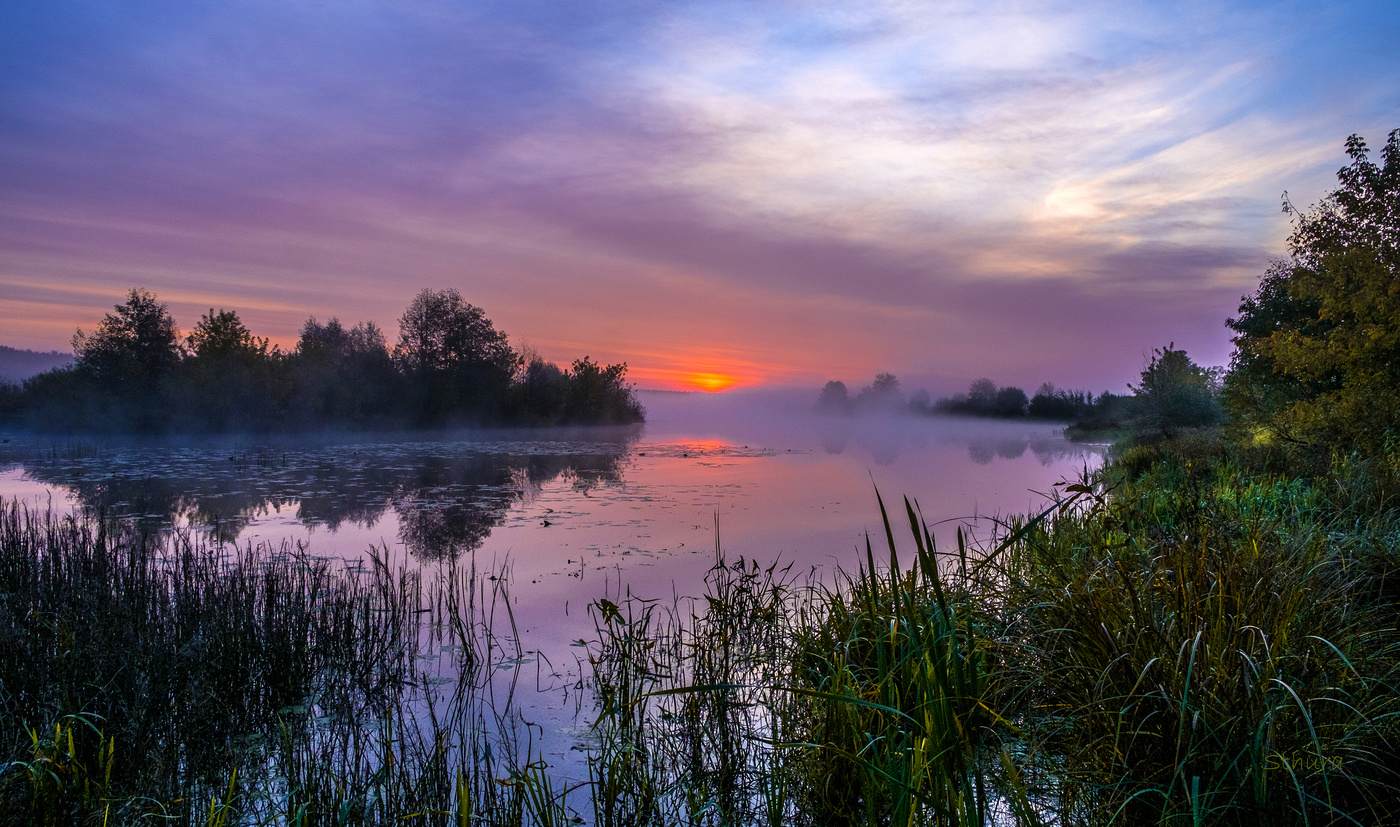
left=0, top=389, right=1104, bottom=785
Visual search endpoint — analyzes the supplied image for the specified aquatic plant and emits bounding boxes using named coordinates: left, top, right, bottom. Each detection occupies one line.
left=0, top=500, right=576, bottom=826
left=585, top=436, right=1400, bottom=826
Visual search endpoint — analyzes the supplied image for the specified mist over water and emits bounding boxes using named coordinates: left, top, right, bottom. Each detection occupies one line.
left=0, top=389, right=1102, bottom=779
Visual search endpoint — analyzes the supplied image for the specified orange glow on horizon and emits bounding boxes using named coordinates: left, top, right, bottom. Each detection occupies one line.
left=624, top=360, right=774, bottom=392
left=685, top=372, right=737, bottom=392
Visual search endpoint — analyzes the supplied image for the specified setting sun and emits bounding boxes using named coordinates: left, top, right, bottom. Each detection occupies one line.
left=686, top=372, right=737, bottom=392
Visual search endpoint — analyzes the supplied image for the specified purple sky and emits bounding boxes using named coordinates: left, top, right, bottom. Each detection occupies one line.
left=2, top=0, right=1397, bottom=393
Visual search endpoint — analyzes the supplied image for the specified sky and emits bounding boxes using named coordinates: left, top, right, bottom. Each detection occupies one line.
left=2, top=0, right=1397, bottom=394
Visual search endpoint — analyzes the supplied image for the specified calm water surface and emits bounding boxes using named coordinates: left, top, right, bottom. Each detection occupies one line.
left=0, top=389, right=1105, bottom=781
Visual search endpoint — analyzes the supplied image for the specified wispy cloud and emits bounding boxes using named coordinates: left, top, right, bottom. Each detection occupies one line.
left=1, top=0, right=1396, bottom=390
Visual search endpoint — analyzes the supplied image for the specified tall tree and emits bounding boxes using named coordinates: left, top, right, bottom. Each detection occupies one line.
left=561, top=357, right=643, bottom=425
left=1225, top=129, right=1400, bottom=454
left=186, top=308, right=265, bottom=361
left=181, top=308, right=280, bottom=430
left=394, top=289, right=519, bottom=423
left=72, top=289, right=181, bottom=386
left=816, top=380, right=851, bottom=413
left=292, top=317, right=397, bottom=425
left=70, top=288, right=182, bottom=430
left=1133, top=343, right=1221, bottom=438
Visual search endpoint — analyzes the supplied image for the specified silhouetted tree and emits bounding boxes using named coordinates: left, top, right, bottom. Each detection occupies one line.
left=511, top=354, right=568, bottom=424
left=0, top=380, right=20, bottom=423
left=69, top=288, right=182, bottom=430
left=290, top=317, right=398, bottom=426
left=994, top=385, right=1029, bottom=417
left=855, top=372, right=904, bottom=412
left=394, top=288, right=519, bottom=425
left=935, top=378, right=1027, bottom=417
left=817, top=380, right=852, bottom=413
left=180, top=308, right=282, bottom=430
left=967, top=378, right=997, bottom=414
left=1225, top=129, right=1399, bottom=455
left=1029, top=383, right=1095, bottom=420
left=561, top=356, right=644, bottom=424
left=14, top=287, right=646, bottom=433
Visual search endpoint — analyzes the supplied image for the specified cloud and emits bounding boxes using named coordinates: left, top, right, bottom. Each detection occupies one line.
left=1, top=0, right=1396, bottom=386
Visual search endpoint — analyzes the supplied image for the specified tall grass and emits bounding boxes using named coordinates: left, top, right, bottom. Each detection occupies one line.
left=586, top=435, right=1400, bottom=826
left=992, top=437, right=1400, bottom=824
left=587, top=505, right=1043, bottom=826
left=8, top=427, right=1400, bottom=825
left=0, top=500, right=575, bottom=826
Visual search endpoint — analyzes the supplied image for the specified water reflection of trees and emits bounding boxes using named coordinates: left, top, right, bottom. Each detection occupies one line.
left=964, top=434, right=1095, bottom=466
left=16, top=432, right=637, bottom=559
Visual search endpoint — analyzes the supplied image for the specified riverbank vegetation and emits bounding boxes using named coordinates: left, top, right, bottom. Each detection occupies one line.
left=0, top=502, right=575, bottom=826
left=593, top=129, right=1398, bottom=825
left=3, top=130, right=1395, bottom=824
left=817, top=372, right=1146, bottom=432
left=3, top=287, right=643, bottom=433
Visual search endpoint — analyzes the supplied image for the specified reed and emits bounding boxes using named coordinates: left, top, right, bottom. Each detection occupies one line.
left=8, top=427, right=1400, bottom=825
left=986, top=438, right=1400, bottom=825
left=0, top=500, right=575, bottom=826
left=586, top=503, right=1043, bottom=827
left=585, top=436, right=1400, bottom=826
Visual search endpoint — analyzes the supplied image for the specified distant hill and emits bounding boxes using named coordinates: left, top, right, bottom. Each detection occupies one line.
left=0, top=346, right=73, bottom=384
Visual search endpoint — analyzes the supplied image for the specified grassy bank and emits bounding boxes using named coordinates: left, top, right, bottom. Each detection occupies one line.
left=587, top=433, right=1400, bottom=826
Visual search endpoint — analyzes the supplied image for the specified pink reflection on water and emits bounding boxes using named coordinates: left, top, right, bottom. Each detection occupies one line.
left=0, top=393, right=1105, bottom=781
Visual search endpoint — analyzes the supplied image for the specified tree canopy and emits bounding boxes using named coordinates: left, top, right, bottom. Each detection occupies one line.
left=72, top=289, right=181, bottom=387
left=394, top=288, right=517, bottom=377
left=1131, top=343, right=1221, bottom=438
left=9, top=288, right=643, bottom=433
left=1225, top=129, right=1400, bottom=454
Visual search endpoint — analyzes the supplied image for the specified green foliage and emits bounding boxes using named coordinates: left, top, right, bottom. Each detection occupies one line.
left=1130, top=342, right=1222, bottom=438
left=997, top=438, right=1400, bottom=824
left=786, top=500, right=1017, bottom=827
left=0, top=502, right=566, bottom=826
left=584, top=430, right=1400, bottom=826
left=1226, top=129, right=1400, bottom=455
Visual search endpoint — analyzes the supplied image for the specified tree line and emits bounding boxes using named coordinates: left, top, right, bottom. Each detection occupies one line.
left=815, top=371, right=1159, bottom=431
left=815, top=128, right=1399, bottom=458
left=0, top=287, right=644, bottom=433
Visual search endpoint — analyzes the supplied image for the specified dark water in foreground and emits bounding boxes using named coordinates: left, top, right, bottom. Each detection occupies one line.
left=0, top=389, right=1104, bottom=782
